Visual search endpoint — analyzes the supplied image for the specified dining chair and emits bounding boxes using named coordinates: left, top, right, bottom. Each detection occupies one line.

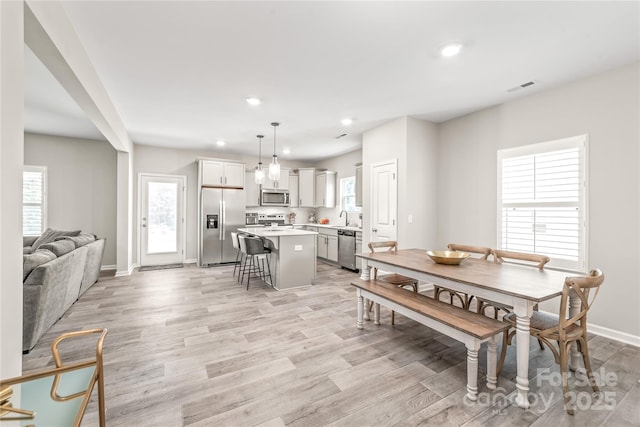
left=477, top=249, right=550, bottom=351
left=433, top=243, right=492, bottom=309
left=477, top=249, right=551, bottom=317
left=367, top=241, right=418, bottom=325
left=497, top=269, right=604, bottom=415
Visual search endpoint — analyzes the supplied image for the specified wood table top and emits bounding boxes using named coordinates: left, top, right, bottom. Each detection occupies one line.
left=358, top=249, right=580, bottom=302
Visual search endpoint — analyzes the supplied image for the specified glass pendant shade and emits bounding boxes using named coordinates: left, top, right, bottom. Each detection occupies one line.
left=254, top=134, right=265, bottom=184
left=269, top=122, right=281, bottom=181
left=268, top=157, right=280, bottom=181
left=254, top=164, right=265, bottom=184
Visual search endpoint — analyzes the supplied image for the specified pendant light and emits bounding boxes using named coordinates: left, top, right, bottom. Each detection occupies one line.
left=268, top=122, right=281, bottom=181
left=254, top=134, right=265, bottom=184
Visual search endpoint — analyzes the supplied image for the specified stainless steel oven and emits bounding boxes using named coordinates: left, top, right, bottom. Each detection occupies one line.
left=260, top=189, right=290, bottom=207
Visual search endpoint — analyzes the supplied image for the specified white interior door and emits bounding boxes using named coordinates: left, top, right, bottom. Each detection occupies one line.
left=371, top=160, right=398, bottom=242
left=140, top=174, right=185, bottom=266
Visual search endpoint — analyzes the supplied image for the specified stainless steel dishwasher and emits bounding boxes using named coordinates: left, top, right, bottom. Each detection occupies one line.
left=338, top=229, right=358, bottom=272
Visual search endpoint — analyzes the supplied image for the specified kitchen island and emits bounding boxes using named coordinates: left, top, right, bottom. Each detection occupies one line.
left=237, top=227, right=318, bottom=290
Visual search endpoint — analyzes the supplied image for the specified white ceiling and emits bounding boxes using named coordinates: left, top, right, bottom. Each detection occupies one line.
left=23, top=1, right=640, bottom=161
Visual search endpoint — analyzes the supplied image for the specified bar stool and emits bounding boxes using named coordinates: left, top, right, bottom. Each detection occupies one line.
left=238, top=235, right=273, bottom=290
left=231, top=232, right=244, bottom=280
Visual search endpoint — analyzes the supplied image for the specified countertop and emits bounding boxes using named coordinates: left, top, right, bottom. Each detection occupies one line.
left=295, top=224, right=363, bottom=233
left=237, top=227, right=318, bottom=237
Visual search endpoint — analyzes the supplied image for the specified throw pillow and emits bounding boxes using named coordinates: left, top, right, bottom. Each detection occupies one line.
left=31, top=228, right=81, bottom=251
left=23, top=249, right=56, bottom=281
left=57, top=233, right=97, bottom=248
left=38, top=240, right=76, bottom=257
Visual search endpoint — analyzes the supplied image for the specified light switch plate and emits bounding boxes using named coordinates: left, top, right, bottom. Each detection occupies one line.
left=408, top=214, right=413, bottom=224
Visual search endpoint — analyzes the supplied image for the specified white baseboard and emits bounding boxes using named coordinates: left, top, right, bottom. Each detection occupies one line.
left=588, top=323, right=640, bottom=347
left=536, top=309, right=639, bottom=347
left=416, top=286, right=639, bottom=348
left=115, top=264, right=137, bottom=277
left=100, top=264, right=116, bottom=271
left=184, top=259, right=197, bottom=264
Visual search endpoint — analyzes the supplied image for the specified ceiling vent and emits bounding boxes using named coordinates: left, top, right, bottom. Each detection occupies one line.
left=335, top=133, right=348, bottom=139
left=507, top=81, right=537, bottom=93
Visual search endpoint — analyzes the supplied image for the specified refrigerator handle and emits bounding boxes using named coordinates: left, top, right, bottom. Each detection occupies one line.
left=219, top=201, right=223, bottom=240
left=221, top=200, right=226, bottom=240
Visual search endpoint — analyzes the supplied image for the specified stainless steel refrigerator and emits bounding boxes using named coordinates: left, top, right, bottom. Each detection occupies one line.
left=200, top=187, right=245, bottom=266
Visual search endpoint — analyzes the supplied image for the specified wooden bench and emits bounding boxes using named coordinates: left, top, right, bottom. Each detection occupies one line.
left=351, top=279, right=509, bottom=401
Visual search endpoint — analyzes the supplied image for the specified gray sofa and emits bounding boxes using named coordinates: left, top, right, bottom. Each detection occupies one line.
left=22, top=231, right=106, bottom=352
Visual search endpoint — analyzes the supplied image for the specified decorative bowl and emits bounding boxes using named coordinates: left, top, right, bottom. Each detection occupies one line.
left=426, top=250, right=470, bottom=265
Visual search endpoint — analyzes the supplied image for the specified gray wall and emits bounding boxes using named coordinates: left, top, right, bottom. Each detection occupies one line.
left=436, top=62, right=640, bottom=337
left=24, top=132, right=117, bottom=266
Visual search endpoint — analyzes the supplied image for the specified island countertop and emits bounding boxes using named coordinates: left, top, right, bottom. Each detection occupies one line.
left=237, top=227, right=318, bottom=237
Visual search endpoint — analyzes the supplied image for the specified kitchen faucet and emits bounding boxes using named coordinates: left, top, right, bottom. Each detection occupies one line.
left=339, top=210, right=348, bottom=227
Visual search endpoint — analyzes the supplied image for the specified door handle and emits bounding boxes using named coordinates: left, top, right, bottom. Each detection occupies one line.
left=372, top=228, right=378, bottom=232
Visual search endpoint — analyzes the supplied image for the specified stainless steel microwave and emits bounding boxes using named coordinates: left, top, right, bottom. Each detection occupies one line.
left=261, top=189, right=290, bottom=207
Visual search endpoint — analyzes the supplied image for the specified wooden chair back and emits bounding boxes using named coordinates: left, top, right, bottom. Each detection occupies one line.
left=368, top=240, right=398, bottom=253
left=447, top=244, right=491, bottom=260
left=368, top=241, right=399, bottom=280
left=492, top=249, right=550, bottom=270
left=555, top=269, right=604, bottom=341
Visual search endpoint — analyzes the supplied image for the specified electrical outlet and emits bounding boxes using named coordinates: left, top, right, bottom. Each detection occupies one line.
left=294, top=245, right=302, bottom=251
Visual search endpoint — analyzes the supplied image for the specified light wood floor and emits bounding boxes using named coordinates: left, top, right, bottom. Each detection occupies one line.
left=23, top=263, right=640, bottom=426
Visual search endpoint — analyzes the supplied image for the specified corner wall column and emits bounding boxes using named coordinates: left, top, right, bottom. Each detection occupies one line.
left=116, top=151, right=133, bottom=276
left=0, top=0, right=25, bottom=378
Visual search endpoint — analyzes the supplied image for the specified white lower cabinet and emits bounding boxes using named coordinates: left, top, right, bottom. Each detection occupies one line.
left=327, top=235, right=338, bottom=262
left=316, top=228, right=338, bottom=262
left=317, top=234, right=328, bottom=259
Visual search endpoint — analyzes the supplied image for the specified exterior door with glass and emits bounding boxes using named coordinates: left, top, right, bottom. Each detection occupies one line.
left=139, top=174, right=185, bottom=266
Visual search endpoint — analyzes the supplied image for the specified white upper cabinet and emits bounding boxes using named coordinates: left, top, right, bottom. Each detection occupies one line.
left=201, top=160, right=245, bottom=188
left=289, top=173, right=299, bottom=208
left=263, top=168, right=290, bottom=190
left=298, top=169, right=316, bottom=207
left=315, top=171, right=336, bottom=208
left=245, top=171, right=260, bottom=207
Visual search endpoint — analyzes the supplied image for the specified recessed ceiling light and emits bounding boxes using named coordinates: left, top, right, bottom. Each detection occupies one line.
left=282, top=148, right=291, bottom=155
left=216, top=140, right=225, bottom=147
left=440, top=43, right=463, bottom=57
left=341, top=118, right=353, bottom=126
left=246, top=97, right=261, bottom=106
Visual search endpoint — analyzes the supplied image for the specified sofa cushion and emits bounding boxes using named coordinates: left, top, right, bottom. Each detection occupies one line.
left=38, top=240, right=76, bottom=257
left=57, top=233, right=97, bottom=248
left=23, top=249, right=56, bottom=280
left=23, top=235, right=38, bottom=247
left=23, top=246, right=33, bottom=254
left=31, top=228, right=81, bottom=250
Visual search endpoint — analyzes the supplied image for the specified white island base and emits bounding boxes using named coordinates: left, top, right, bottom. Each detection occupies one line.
left=237, top=228, right=317, bottom=290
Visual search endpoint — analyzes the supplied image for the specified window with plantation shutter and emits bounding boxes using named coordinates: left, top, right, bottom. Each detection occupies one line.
left=23, top=166, right=47, bottom=236
left=497, top=135, right=587, bottom=272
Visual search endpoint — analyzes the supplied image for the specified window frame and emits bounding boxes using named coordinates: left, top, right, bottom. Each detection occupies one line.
left=340, top=175, right=361, bottom=213
left=496, top=134, right=588, bottom=272
left=23, top=165, right=48, bottom=236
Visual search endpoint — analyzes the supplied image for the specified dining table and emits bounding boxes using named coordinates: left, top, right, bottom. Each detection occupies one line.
left=357, top=248, right=584, bottom=410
